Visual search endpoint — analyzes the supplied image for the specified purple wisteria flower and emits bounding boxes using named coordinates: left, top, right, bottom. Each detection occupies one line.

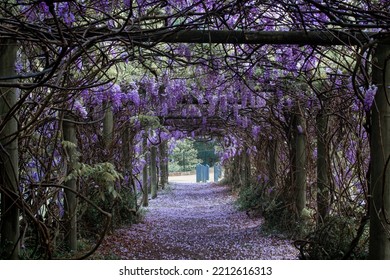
left=57, top=3, right=76, bottom=26
left=297, top=125, right=303, bottom=134
left=15, top=61, right=23, bottom=74
left=73, top=100, right=88, bottom=118
left=362, top=84, right=378, bottom=111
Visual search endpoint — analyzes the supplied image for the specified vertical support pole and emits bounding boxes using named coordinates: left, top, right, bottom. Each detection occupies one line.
left=150, top=145, right=157, bottom=199
left=268, top=138, right=279, bottom=188
left=122, top=126, right=131, bottom=185
left=294, top=114, right=307, bottom=216
left=205, top=164, right=210, bottom=182
left=369, top=43, right=390, bottom=259
left=102, top=101, right=113, bottom=150
left=201, top=164, right=205, bottom=182
left=102, top=101, right=115, bottom=229
left=142, top=135, right=149, bottom=207
left=214, top=164, right=221, bottom=182
left=196, top=164, right=202, bottom=183
left=0, top=40, right=20, bottom=259
left=316, top=108, right=330, bottom=223
left=231, top=156, right=240, bottom=188
left=241, top=148, right=251, bottom=188
left=159, top=141, right=168, bottom=189
left=63, top=116, right=78, bottom=252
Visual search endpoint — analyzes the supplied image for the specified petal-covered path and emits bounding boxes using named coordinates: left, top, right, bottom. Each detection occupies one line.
left=96, top=183, right=298, bottom=259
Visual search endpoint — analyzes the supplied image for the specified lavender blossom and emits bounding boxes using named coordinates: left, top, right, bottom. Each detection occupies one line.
left=363, top=84, right=378, bottom=111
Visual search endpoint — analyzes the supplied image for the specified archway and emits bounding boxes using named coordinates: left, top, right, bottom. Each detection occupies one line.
left=0, top=1, right=389, bottom=260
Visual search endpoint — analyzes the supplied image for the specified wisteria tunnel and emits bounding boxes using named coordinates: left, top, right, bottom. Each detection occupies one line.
left=0, top=1, right=390, bottom=260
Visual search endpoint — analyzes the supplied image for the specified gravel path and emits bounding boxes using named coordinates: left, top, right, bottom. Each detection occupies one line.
left=96, top=183, right=298, bottom=259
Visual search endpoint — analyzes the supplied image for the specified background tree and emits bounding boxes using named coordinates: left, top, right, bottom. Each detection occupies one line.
left=169, top=139, right=200, bottom=172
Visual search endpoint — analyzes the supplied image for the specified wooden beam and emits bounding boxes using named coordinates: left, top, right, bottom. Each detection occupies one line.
left=144, top=30, right=378, bottom=46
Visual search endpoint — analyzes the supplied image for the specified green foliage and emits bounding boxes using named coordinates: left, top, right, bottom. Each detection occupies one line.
left=62, top=140, right=78, bottom=150
left=74, top=162, right=123, bottom=200
left=65, top=161, right=141, bottom=240
left=168, top=161, right=183, bottom=172
left=62, top=140, right=79, bottom=164
left=236, top=185, right=264, bottom=213
left=261, top=204, right=312, bottom=238
left=234, top=175, right=369, bottom=260
left=235, top=182, right=284, bottom=223
left=78, top=186, right=140, bottom=240
left=193, top=139, right=220, bottom=166
left=169, top=138, right=200, bottom=172
left=235, top=181, right=314, bottom=238
left=295, top=216, right=369, bottom=260
left=132, top=115, right=162, bottom=130
left=64, top=162, right=123, bottom=207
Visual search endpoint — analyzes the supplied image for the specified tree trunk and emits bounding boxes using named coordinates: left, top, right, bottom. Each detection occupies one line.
left=150, top=146, right=158, bottom=199
left=159, top=141, right=169, bottom=189
left=0, top=40, right=20, bottom=259
left=142, top=135, right=149, bottom=207
left=294, top=114, right=307, bottom=216
left=316, top=108, right=330, bottom=223
left=369, top=43, right=390, bottom=260
left=63, top=116, right=78, bottom=252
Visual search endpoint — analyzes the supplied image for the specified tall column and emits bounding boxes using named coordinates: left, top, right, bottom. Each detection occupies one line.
left=241, top=147, right=251, bottom=188
left=316, top=108, right=330, bottom=223
left=102, top=101, right=113, bottom=150
left=294, top=114, right=307, bottom=216
left=0, top=40, right=20, bottom=259
left=142, top=135, right=149, bottom=207
left=122, top=126, right=131, bottom=185
left=63, top=116, right=78, bottom=252
left=369, top=43, right=390, bottom=259
left=159, top=141, right=169, bottom=189
left=150, top=146, right=158, bottom=199
left=268, top=138, right=279, bottom=189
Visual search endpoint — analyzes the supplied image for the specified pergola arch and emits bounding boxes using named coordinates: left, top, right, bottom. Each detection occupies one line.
left=0, top=0, right=389, bottom=260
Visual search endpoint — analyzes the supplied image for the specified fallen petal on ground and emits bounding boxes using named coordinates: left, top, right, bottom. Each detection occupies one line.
left=96, top=183, right=299, bottom=260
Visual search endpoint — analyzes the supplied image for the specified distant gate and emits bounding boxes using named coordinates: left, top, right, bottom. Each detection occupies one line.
left=196, top=164, right=221, bottom=183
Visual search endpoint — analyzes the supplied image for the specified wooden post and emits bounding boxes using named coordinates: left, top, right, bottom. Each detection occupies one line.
left=0, top=40, right=20, bottom=259
left=122, top=126, right=131, bottom=183
left=294, top=114, right=307, bottom=216
left=369, top=43, right=390, bottom=259
left=268, top=138, right=279, bottom=188
left=241, top=147, right=251, bottom=188
left=150, top=146, right=158, bottom=199
left=63, top=116, right=78, bottom=252
left=142, top=135, right=149, bottom=207
left=103, top=101, right=113, bottom=150
left=159, top=141, right=169, bottom=189
left=316, top=108, right=330, bottom=223
left=231, top=155, right=240, bottom=188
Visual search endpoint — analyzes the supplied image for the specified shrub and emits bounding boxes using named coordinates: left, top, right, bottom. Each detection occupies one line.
left=294, top=216, right=369, bottom=259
